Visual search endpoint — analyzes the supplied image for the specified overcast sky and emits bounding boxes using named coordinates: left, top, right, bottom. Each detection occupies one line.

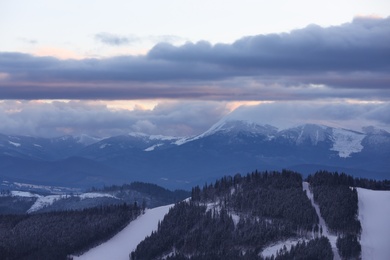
left=0, top=0, right=389, bottom=137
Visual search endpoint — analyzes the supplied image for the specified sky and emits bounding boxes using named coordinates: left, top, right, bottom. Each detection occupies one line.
left=0, top=0, right=390, bottom=137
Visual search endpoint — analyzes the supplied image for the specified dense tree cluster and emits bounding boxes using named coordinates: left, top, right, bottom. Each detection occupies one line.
left=131, top=170, right=322, bottom=259
left=194, top=170, right=318, bottom=231
left=0, top=203, right=141, bottom=260
left=336, top=234, right=361, bottom=259
left=0, top=196, right=36, bottom=214
left=270, top=237, right=333, bottom=260
left=93, top=181, right=190, bottom=206
left=308, top=171, right=362, bottom=259
left=307, top=171, right=390, bottom=190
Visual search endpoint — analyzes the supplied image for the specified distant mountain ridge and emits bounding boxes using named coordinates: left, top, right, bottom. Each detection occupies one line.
left=0, top=120, right=389, bottom=189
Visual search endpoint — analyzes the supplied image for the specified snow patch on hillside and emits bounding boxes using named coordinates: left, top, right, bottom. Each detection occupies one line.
left=74, top=204, right=173, bottom=260
left=357, top=188, right=390, bottom=260
left=331, top=128, right=365, bottom=158
left=27, top=195, right=64, bottom=213
left=8, top=141, right=21, bottom=147
left=79, top=193, right=117, bottom=200
left=261, top=239, right=307, bottom=258
left=144, top=143, right=163, bottom=151
left=149, top=135, right=178, bottom=141
left=10, top=191, right=40, bottom=198
left=25, top=192, right=117, bottom=213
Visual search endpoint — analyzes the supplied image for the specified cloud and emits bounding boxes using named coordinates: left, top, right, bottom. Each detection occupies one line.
left=1, top=17, right=389, bottom=100
left=0, top=100, right=389, bottom=138
left=94, top=33, right=186, bottom=46
left=95, top=32, right=134, bottom=46
left=224, top=101, right=390, bottom=131
left=0, top=100, right=231, bottom=137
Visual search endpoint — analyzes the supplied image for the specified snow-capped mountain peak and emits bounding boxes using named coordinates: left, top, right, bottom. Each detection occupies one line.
left=279, top=124, right=330, bottom=145
left=174, top=119, right=278, bottom=146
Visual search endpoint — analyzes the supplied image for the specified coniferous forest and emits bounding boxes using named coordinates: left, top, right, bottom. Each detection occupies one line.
left=307, top=171, right=362, bottom=259
left=0, top=204, right=141, bottom=260
left=130, top=170, right=333, bottom=259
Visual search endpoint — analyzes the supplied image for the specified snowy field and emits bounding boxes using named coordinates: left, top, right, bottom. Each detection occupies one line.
left=357, top=188, right=390, bottom=260
left=73, top=204, right=173, bottom=260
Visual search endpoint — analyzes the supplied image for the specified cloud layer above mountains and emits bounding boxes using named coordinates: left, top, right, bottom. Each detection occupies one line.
left=0, top=100, right=389, bottom=137
left=0, top=16, right=389, bottom=100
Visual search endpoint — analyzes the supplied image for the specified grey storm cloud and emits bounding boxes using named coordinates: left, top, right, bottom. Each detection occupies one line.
left=0, top=16, right=389, bottom=100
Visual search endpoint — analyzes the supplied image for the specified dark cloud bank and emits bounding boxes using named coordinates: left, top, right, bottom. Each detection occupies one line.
left=0, top=16, right=389, bottom=100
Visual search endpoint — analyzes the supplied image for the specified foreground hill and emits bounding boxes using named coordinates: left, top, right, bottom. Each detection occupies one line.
left=128, top=171, right=389, bottom=259
left=131, top=170, right=333, bottom=259
left=1, top=170, right=388, bottom=259
left=1, top=121, right=389, bottom=189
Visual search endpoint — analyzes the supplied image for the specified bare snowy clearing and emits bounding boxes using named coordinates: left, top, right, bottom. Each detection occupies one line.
left=358, top=188, right=390, bottom=260
left=73, top=204, right=173, bottom=260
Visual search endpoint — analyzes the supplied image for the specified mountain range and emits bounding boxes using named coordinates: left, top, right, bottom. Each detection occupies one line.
left=1, top=119, right=389, bottom=189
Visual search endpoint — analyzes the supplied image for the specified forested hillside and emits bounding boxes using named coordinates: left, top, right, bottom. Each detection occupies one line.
left=307, top=171, right=362, bottom=259
left=0, top=181, right=190, bottom=214
left=0, top=204, right=141, bottom=260
left=130, top=170, right=333, bottom=259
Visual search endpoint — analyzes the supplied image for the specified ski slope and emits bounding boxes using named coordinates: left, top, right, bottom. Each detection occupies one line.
left=74, top=204, right=173, bottom=260
left=357, top=188, right=390, bottom=260
left=303, top=182, right=341, bottom=260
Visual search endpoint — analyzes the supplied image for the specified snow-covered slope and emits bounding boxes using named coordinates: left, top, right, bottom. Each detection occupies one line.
left=330, top=128, right=365, bottom=158
left=74, top=204, right=173, bottom=260
left=357, top=188, right=390, bottom=260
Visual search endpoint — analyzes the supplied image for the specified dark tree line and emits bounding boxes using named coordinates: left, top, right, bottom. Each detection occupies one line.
left=269, top=237, right=333, bottom=260
left=92, top=181, right=190, bottom=205
left=307, top=171, right=362, bottom=259
left=307, top=171, right=390, bottom=190
left=0, top=203, right=141, bottom=260
left=131, top=170, right=326, bottom=259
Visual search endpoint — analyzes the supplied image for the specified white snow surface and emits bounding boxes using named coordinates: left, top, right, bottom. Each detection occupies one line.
left=10, top=191, right=40, bottom=198
left=331, top=128, right=365, bottom=158
left=78, top=192, right=116, bottom=200
left=8, top=141, right=21, bottom=147
left=144, top=143, right=163, bottom=151
left=74, top=204, right=173, bottom=260
left=27, top=195, right=64, bottom=213
left=26, top=192, right=117, bottom=213
left=357, top=188, right=390, bottom=260
left=99, top=143, right=110, bottom=149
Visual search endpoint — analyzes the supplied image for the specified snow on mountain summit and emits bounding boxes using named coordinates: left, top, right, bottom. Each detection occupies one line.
left=174, top=119, right=278, bottom=145
left=278, top=124, right=330, bottom=145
